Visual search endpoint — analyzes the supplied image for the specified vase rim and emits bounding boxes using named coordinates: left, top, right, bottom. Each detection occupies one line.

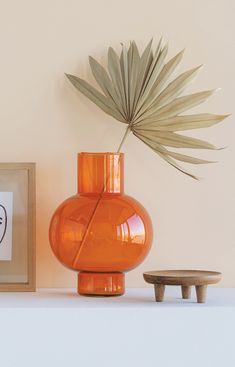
left=79, top=152, right=124, bottom=156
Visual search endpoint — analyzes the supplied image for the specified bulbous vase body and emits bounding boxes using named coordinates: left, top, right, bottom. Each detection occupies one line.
left=49, top=152, right=153, bottom=296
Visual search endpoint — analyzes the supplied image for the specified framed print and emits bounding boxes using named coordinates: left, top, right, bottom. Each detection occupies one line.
left=0, top=163, right=36, bottom=291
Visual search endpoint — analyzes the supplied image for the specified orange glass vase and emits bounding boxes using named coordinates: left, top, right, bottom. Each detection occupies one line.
left=49, top=152, right=153, bottom=296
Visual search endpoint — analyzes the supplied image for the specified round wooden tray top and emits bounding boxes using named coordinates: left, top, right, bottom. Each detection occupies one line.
left=143, top=270, right=222, bottom=303
left=143, top=270, right=221, bottom=286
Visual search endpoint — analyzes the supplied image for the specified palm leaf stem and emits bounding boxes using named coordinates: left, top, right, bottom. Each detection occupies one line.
left=117, top=125, right=131, bottom=152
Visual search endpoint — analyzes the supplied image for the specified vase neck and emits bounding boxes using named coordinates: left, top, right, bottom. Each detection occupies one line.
left=77, top=152, right=124, bottom=194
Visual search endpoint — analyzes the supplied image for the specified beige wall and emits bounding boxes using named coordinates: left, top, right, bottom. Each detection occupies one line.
left=0, top=0, right=234, bottom=287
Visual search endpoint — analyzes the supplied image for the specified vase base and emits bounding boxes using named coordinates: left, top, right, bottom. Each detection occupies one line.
left=77, top=272, right=125, bottom=296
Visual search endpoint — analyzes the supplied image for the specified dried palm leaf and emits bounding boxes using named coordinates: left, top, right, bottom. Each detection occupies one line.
left=65, top=39, right=229, bottom=179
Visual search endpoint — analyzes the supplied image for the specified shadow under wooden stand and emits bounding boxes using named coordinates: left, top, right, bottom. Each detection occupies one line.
left=143, top=270, right=222, bottom=303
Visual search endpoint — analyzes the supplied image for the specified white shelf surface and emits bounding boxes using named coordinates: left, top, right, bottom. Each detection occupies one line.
left=0, top=288, right=234, bottom=367
left=0, top=286, right=234, bottom=308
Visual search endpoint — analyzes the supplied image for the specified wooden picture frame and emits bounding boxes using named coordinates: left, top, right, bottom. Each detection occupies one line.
left=0, top=163, right=36, bottom=291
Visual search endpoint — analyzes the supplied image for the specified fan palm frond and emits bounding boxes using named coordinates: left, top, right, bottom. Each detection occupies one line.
left=65, top=39, right=229, bottom=179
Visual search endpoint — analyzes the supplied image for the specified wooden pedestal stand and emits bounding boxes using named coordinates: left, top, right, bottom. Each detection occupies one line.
left=143, top=270, right=222, bottom=303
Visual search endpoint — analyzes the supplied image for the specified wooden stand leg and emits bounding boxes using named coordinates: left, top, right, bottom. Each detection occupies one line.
left=195, top=285, right=207, bottom=303
left=181, top=286, right=191, bottom=299
left=154, top=284, right=165, bottom=302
